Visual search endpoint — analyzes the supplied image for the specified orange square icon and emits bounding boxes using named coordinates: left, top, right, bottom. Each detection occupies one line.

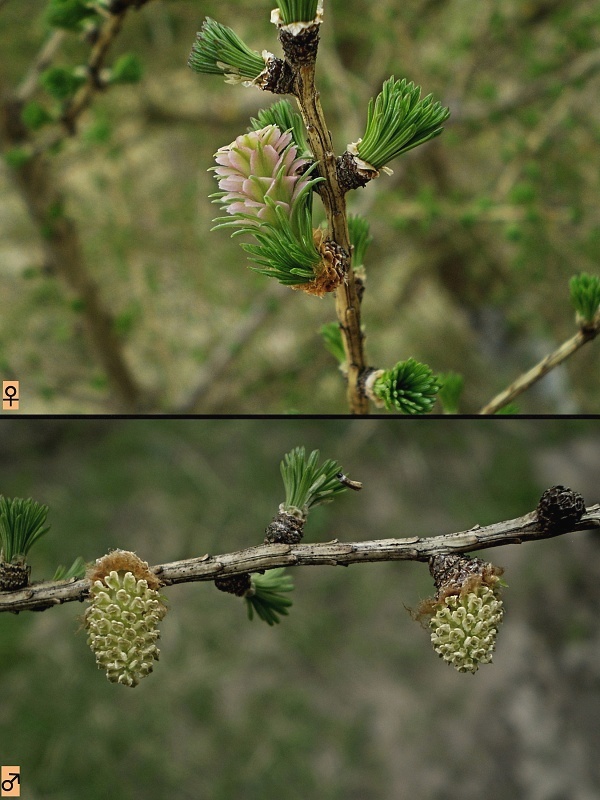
left=1, top=766, right=20, bottom=797
left=2, top=382, right=19, bottom=411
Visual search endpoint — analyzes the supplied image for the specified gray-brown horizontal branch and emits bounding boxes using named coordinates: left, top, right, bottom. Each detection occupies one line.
left=2, top=504, right=598, bottom=614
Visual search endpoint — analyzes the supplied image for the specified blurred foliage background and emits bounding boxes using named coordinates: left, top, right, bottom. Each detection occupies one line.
left=0, top=0, right=599, bottom=412
left=0, top=417, right=599, bottom=798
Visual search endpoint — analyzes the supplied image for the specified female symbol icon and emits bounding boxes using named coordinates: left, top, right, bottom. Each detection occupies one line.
left=2, top=382, right=19, bottom=410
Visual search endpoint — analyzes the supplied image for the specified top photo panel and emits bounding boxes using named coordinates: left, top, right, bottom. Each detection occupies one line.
left=1, top=0, right=598, bottom=415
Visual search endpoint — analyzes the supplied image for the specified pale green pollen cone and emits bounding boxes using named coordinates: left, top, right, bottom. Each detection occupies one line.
left=85, top=569, right=167, bottom=688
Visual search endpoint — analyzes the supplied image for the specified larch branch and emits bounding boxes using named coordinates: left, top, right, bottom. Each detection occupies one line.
left=294, top=63, right=369, bottom=414
left=479, top=325, right=599, bottom=414
left=2, top=504, right=598, bottom=614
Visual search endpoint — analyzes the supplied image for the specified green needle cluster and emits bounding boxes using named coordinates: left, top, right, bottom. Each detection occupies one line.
left=21, top=101, right=53, bottom=131
left=320, top=322, right=346, bottom=365
left=0, top=496, right=51, bottom=563
left=357, top=77, right=450, bottom=170
left=40, top=66, right=85, bottom=100
left=372, top=358, right=440, bottom=414
left=437, top=371, right=464, bottom=414
left=45, top=0, right=97, bottom=31
left=276, top=0, right=320, bottom=25
left=570, top=272, right=600, bottom=324
left=188, top=17, right=266, bottom=83
left=246, top=569, right=294, bottom=625
left=110, top=54, right=144, bottom=84
left=53, top=556, right=86, bottom=581
left=250, top=100, right=311, bottom=158
left=280, top=446, right=350, bottom=516
left=348, top=214, right=373, bottom=268
left=236, top=195, right=321, bottom=285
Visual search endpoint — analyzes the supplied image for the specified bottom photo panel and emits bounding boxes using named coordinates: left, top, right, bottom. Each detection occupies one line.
left=0, top=418, right=599, bottom=800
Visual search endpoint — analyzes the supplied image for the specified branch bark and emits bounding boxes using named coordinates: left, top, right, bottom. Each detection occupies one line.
left=294, top=62, right=369, bottom=414
left=2, top=504, right=598, bottom=614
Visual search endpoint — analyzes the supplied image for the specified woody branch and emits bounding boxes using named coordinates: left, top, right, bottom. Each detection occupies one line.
left=2, top=504, right=598, bottom=614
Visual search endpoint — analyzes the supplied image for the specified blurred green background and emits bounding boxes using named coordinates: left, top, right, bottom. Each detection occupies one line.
left=1, top=0, right=599, bottom=412
left=0, top=418, right=599, bottom=798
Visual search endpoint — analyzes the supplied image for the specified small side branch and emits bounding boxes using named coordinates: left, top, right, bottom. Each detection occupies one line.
left=0, top=5, right=148, bottom=409
left=479, top=325, right=599, bottom=414
left=61, top=11, right=126, bottom=134
left=2, top=504, right=598, bottom=614
left=28, top=2, right=154, bottom=154
left=15, top=30, right=67, bottom=102
left=3, top=150, right=143, bottom=409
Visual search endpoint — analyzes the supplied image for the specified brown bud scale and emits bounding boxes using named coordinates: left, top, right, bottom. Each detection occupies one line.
left=260, top=58, right=296, bottom=95
left=214, top=572, right=252, bottom=597
left=336, top=151, right=377, bottom=193
left=0, top=561, right=31, bottom=591
left=87, top=549, right=161, bottom=591
left=357, top=368, right=378, bottom=398
left=429, top=553, right=503, bottom=599
left=264, top=512, right=305, bottom=544
left=278, top=25, right=320, bottom=68
left=536, top=485, right=585, bottom=532
left=292, top=232, right=346, bottom=296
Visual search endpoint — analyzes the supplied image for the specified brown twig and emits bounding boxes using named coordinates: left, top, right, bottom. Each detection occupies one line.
left=478, top=325, right=599, bottom=414
left=61, top=11, right=126, bottom=133
left=0, top=6, right=148, bottom=409
left=2, top=504, right=598, bottom=614
left=15, top=30, right=67, bottom=103
left=294, top=61, right=369, bottom=413
left=0, top=134, right=143, bottom=409
left=27, top=2, right=154, bottom=155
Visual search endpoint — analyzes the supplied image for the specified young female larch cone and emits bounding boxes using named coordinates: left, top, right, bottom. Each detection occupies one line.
left=212, top=124, right=342, bottom=294
left=84, top=550, right=167, bottom=688
left=418, top=553, right=505, bottom=674
left=212, top=125, right=312, bottom=227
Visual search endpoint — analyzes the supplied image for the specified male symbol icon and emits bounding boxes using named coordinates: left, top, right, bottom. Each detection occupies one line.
left=0, top=766, right=20, bottom=797
left=1, top=773, right=19, bottom=791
